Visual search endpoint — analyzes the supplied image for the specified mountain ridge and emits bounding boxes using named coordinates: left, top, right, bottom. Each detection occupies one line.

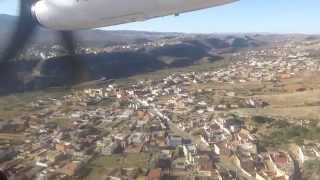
left=0, top=14, right=279, bottom=94
left=0, top=14, right=182, bottom=49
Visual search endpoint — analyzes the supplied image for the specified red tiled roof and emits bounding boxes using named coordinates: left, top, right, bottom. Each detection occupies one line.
left=148, top=168, right=161, bottom=177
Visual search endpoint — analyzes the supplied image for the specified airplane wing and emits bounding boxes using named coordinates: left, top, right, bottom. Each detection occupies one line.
left=32, top=0, right=239, bottom=30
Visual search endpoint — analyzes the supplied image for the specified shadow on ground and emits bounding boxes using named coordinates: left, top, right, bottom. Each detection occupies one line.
left=0, top=42, right=224, bottom=95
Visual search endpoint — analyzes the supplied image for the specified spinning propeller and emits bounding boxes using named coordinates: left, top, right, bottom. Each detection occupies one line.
left=1, top=0, right=87, bottom=83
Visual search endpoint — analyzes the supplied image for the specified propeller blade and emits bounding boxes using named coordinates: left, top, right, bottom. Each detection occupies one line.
left=59, top=31, right=88, bottom=83
left=1, top=0, right=37, bottom=62
left=0, top=1, right=88, bottom=85
left=60, top=31, right=76, bottom=55
left=0, top=170, right=8, bottom=180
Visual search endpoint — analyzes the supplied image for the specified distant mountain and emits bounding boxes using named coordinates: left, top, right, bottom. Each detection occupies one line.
left=0, top=14, right=271, bottom=50
left=0, top=14, right=179, bottom=49
left=0, top=14, right=268, bottom=94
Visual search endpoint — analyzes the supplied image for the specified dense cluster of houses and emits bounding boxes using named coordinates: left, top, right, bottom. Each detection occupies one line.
left=20, top=36, right=186, bottom=59
left=1, top=39, right=320, bottom=180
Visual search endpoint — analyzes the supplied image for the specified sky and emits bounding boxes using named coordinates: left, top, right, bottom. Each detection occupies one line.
left=0, top=0, right=319, bottom=34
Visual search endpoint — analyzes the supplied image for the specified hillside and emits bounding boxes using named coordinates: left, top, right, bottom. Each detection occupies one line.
left=0, top=14, right=273, bottom=94
left=0, top=14, right=178, bottom=49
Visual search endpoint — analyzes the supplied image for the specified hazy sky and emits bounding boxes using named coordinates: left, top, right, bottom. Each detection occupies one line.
left=0, top=0, right=319, bottom=34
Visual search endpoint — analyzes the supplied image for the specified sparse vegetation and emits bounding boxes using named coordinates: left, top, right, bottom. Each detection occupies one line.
left=260, top=124, right=320, bottom=148
left=54, top=118, right=71, bottom=128
left=252, top=116, right=274, bottom=124
left=302, top=160, right=320, bottom=180
left=89, top=153, right=150, bottom=168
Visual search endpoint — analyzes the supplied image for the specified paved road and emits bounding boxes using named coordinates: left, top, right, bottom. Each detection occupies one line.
left=135, top=97, right=252, bottom=179
left=168, top=121, right=210, bottom=150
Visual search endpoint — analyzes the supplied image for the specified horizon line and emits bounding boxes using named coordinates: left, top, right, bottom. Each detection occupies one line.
left=1, top=13, right=320, bottom=35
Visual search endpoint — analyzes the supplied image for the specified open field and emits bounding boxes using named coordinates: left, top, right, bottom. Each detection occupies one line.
left=219, top=71, right=320, bottom=120
left=234, top=106, right=320, bottom=120
left=0, top=133, right=24, bottom=140
left=0, top=89, right=67, bottom=119
left=84, top=153, right=151, bottom=180
left=83, top=167, right=107, bottom=180
left=89, top=153, right=150, bottom=169
left=256, top=90, right=320, bottom=107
